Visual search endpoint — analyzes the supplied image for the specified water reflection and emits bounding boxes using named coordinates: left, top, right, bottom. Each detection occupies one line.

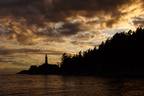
left=1, top=75, right=144, bottom=96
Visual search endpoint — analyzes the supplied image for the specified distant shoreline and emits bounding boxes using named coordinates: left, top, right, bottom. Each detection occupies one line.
left=18, top=28, right=144, bottom=77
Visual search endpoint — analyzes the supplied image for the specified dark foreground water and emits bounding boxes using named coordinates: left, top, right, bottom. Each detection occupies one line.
left=0, top=75, right=144, bottom=96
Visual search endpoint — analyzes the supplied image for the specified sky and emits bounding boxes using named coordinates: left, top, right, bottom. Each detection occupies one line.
left=0, top=0, right=144, bottom=70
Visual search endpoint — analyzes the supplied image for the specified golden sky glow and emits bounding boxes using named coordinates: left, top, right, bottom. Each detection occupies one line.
left=0, top=0, right=144, bottom=70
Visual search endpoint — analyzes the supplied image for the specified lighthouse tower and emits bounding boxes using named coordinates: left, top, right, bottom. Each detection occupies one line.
left=45, top=54, right=48, bottom=64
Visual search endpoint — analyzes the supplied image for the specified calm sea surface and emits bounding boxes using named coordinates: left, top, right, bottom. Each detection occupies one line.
left=0, top=75, right=144, bottom=96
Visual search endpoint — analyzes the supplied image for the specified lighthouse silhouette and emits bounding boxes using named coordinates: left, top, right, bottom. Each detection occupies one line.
left=45, top=54, right=48, bottom=64
left=18, top=53, right=60, bottom=74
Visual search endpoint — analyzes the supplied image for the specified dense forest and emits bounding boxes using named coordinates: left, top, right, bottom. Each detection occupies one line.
left=60, top=27, right=144, bottom=76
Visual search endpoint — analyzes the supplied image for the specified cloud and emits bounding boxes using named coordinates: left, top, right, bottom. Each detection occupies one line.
left=132, top=16, right=144, bottom=27
left=36, top=21, right=82, bottom=36
left=53, top=0, right=131, bottom=11
left=57, top=22, right=83, bottom=36
left=0, top=48, right=63, bottom=55
left=0, top=0, right=140, bottom=33
left=0, top=0, right=30, bottom=6
left=0, top=0, right=142, bottom=46
left=0, top=0, right=134, bottom=23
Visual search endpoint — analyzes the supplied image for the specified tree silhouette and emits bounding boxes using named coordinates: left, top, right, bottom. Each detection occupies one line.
left=60, top=27, right=144, bottom=76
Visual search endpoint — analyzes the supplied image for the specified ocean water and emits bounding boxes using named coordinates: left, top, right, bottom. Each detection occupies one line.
left=0, top=75, right=144, bottom=96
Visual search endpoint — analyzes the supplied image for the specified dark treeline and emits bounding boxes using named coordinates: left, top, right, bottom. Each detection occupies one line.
left=60, top=28, right=144, bottom=76
left=18, top=27, right=144, bottom=76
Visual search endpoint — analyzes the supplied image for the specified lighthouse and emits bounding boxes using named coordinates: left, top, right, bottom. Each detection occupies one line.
left=45, top=54, right=48, bottom=64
